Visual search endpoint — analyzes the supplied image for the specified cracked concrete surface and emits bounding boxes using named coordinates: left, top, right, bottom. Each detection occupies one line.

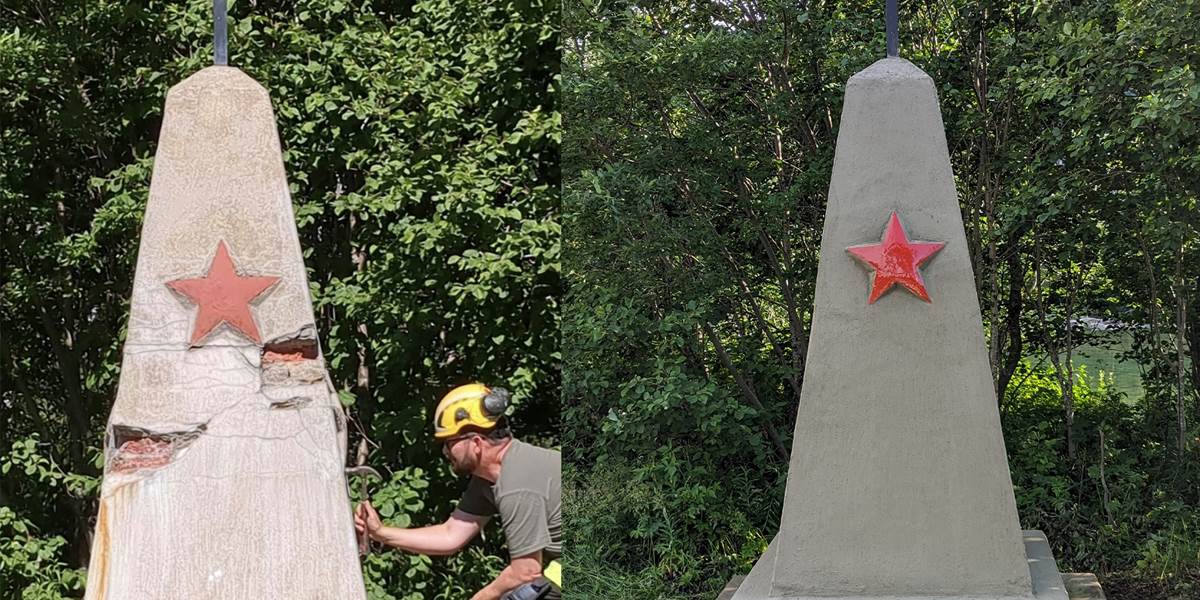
left=84, top=67, right=366, bottom=599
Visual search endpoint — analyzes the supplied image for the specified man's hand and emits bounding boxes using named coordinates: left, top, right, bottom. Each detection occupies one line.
left=354, top=501, right=383, bottom=541
left=352, top=506, right=485, bottom=555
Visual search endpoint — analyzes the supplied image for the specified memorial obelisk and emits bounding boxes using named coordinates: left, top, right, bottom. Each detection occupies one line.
left=84, top=5, right=366, bottom=598
left=722, top=3, right=1100, bottom=599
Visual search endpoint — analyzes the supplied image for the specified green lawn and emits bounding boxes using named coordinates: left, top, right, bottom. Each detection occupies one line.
left=1025, top=331, right=1146, bottom=402
left=1071, top=333, right=1145, bottom=401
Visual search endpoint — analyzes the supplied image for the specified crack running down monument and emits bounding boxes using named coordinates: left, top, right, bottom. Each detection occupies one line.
left=718, top=55, right=1105, bottom=600
left=83, top=65, right=366, bottom=599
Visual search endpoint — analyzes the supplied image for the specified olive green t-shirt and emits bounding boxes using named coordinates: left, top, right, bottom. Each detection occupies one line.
left=457, top=440, right=561, bottom=561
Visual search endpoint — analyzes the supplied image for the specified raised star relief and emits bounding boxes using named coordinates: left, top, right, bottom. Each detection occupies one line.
left=166, top=240, right=280, bottom=346
left=846, top=212, right=946, bottom=304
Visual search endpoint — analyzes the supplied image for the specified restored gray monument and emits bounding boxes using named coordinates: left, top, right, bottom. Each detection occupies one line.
left=719, top=56, right=1104, bottom=600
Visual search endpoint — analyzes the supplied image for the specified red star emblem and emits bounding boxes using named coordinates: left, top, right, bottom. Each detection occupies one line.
left=166, top=241, right=280, bottom=346
left=846, top=212, right=946, bottom=304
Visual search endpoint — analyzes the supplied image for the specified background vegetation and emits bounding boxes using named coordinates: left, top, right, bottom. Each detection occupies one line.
left=562, top=0, right=1198, bottom=598
left=1, top=0, right=559, bottom=598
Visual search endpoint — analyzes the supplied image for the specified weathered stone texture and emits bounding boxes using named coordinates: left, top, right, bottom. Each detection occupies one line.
left=85, top=67, right=365, bottom=600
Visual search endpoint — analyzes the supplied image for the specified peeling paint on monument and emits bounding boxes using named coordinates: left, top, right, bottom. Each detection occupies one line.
left=84, top=67, right=367, bottom=599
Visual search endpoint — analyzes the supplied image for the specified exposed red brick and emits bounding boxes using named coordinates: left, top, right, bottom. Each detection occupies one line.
left=263, top=350, right=307, bottom=363
left=111, top=437, right=173, bottom=472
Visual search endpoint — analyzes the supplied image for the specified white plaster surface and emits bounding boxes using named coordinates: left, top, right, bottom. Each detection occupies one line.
left=732, top=58, right=1035, bottom=599
left=84, top=67, right=365, bottom=599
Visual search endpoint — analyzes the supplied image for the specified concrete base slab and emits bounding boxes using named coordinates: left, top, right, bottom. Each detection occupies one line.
left=1024, top=530, right=1069, bottom=600
left=1061, top=574, right=1105, bottom=600
left=720, top=531, right=1102, bottom=600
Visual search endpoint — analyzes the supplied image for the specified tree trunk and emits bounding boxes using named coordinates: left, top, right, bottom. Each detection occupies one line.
left=1063, top=271, right=1077, bottom=462
left=1137, top=231, right=1161, bottom=360
left=723, top=252, right=803, bottom=401
left=683, top=326, right=712, bottom=378
left=777, top=235, right=810, bottom=383
left=1099, top=427, right=1114, bottom=526
left=700, top=321, right=789, bottom=462
left=1174, top=281, right=1188, bottom=453
left=1188, top=303, right=1200, bottom=421
left=1033, top=246, right=1075, bottom=462
left=346, top=176, right=373, bottom=439
left=36, top=308, right=89, bottom=473
left=996, top=238, right=1025, bottom=403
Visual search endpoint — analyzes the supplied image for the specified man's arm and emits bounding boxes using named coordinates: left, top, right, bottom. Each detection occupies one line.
left=471, top=489, right=555, bottom=599
left=356, top=502, right=486, bottom=556
left=470, top=550, right=543, bottom=600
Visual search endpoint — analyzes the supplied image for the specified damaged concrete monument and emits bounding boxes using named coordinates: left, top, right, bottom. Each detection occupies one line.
left=84, top=66, right=366, bottom=598
left=719, top=57, right=1105, bottom=600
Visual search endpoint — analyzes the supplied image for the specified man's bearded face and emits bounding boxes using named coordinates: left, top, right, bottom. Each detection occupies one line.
left=443, top=435, right=479, bottom=475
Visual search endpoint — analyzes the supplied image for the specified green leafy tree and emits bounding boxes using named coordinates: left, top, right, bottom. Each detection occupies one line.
left=563, top=0, right=1197, bottom=597
left=1, top=1, right=559, bottom=598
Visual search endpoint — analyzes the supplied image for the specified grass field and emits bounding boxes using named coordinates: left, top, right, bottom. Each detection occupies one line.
left=1071, top=333, right=1145, bottom=400
left=1022, top=330, right=1146, bottom=402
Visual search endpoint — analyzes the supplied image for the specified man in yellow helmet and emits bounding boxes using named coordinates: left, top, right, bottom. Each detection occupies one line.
left=355, top=384, right=561, bottom=600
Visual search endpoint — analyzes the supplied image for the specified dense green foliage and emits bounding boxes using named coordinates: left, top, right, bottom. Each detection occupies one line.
left=563, top=0, right=1198, bottom=597
left=1, top=1, right=559, bottom=598
left=1006, top=367, right=1199, bottom=597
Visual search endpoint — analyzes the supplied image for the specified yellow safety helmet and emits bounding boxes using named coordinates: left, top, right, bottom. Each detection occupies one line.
left=433, top=383, right=509, bottom=440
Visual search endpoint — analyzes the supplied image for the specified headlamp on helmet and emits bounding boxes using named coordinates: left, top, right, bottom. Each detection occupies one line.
left=433, top=383, right=510, bottom=440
